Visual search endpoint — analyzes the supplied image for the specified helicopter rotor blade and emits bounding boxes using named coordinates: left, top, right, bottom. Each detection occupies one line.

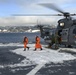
left=38, top=3, right=64, bottom=14
left=70, top=14, right=76, bottom=16
left=12, top=14, right=63, bottom=16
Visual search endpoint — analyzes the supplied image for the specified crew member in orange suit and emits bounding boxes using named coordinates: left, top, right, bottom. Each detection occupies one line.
left=23, top=36, right=29, bottom=51
left=34, top=36, right=42, bottom=51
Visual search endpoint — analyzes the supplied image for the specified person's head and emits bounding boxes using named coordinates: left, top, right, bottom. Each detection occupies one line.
left=36, top=36, right=38, bottom=38
left=25, top=36, right=27, bottom=38
left=24, top=36, right=27, bottom=40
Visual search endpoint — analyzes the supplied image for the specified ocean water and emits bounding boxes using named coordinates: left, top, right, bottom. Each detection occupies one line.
left=0, top=32, right=41, bottom=43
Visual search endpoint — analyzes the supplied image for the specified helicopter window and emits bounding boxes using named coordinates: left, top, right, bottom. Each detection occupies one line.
left=73, top=28, right=76, bottom=34
left=60, top=23, right=64, bottom=26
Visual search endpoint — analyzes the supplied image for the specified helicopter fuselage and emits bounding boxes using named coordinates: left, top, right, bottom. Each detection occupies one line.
left=57, top=18, right=76, bottom=46
left=39, top=18, right=76, bottom=47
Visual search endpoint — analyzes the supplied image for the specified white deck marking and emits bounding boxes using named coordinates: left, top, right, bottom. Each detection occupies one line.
left=26, top=63, right=45, bottom=75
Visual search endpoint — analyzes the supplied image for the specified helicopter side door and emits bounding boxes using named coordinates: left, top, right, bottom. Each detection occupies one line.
left=61, top=28, right=69, bottom=45
left=68, top=26, right=76, bottom=45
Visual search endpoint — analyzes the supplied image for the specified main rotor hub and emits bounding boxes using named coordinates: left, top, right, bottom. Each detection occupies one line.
left=63, top=12, right=70, bottom=17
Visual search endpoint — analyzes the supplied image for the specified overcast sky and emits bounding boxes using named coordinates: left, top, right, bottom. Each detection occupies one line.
left=0, top=0, right=76, bottom=26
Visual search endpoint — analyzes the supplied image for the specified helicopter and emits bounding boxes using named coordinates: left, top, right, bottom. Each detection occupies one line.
left=37, top=3, right=76, bottom=48
left=13, top=3, right=76, bottom=48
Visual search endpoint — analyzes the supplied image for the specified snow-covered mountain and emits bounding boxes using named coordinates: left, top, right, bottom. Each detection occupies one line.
left=0, top=26, right=40, bottom=33
left=26, top=29, right=40, bottom=33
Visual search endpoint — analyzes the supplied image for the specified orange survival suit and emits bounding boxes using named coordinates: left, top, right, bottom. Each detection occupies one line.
left=23, top=37, right=29, bottom=51
left=35, top=36, right=42, bottom=50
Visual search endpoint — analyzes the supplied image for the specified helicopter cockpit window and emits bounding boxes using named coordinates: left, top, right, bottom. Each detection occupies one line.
left=73, top=28, right=76, bottom=34
left=60, top=23, right=64, bottom=27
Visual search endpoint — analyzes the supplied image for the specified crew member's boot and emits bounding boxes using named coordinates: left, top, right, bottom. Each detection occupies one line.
left=27, top=47, right=29, bottom=50
left=34, top=48, right=36, bottom=51
left=24, top=48, right=26, bottom=51
left=41, top=48, right=42, bottom=50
